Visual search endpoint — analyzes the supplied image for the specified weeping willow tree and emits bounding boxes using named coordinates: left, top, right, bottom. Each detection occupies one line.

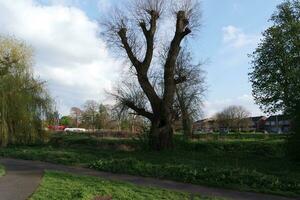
left=0, top=36, right=52, bottom=147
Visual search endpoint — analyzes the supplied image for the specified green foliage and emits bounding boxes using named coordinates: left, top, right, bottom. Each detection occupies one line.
left=249, top=0, right=300, bottom=160
left=249, top=0, right=300, bottom=114
left=0, top=165, right=5, bottom=177
left=0, top=35, right=53, bottom=147
left=133, top=128, right=151, bottom=150
left=31, top=171, right=219, bottom=200
left=60, top=116, right=72, bottom=126
left=1, top=133, right=299, bottom=197
left=174, top=139, right=286, bottom=158
left=91, top=158, right=299, bottom=196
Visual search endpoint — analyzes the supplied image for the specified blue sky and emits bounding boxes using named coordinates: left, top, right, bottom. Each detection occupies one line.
left=0, top=0, right=284, bottom=117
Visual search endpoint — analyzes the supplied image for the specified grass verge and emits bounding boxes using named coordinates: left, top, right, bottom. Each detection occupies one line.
left=30, top=171, right=222, bottom=200
left=0, top=133, right=299, bottom=197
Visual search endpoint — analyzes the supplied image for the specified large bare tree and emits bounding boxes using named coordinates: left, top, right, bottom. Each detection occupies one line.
left=103, top=0, right=201, bottom=150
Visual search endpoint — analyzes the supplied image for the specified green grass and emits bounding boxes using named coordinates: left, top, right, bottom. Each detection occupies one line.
left=0, top=165, right=4, bottom=177
left=0, top=133, right=299, bottom=197
left=30, top=171, right=221, bottom=200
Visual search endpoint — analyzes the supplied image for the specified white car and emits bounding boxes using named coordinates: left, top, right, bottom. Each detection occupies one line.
left=64, top=128, right=87, bottom=133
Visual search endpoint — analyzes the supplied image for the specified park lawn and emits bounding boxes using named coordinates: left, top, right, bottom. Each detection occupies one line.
left=30, top=171, right=221, bottom=200
left=0, top=165, right=4, bottom=177
left=0, top=133, right=299, bottom=197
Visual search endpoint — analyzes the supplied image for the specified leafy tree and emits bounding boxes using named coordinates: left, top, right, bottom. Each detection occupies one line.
left=60, top=116, right=72, bottom=127
left=104, top=0, right=201, bottom=150
left=249, top=0, right=300, bottom=159
left=0, top=36, right=52, bottom=147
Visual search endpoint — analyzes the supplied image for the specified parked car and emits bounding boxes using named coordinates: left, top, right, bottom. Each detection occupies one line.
left=64, top=128, right=87, bottom=133
left=48, top=125, right=66, bottom=131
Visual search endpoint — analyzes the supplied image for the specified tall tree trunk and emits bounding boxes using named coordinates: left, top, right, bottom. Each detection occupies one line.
left=149, top=117, right=173, bottom=151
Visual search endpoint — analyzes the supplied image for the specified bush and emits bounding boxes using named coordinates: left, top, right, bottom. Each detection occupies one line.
left=287, top=133, right=300, bottom=161
left=174, top=138, right=285, bottom=157
left=91, top=158, right=300, bottom=196
left=48, top=133, right=136, bottom=151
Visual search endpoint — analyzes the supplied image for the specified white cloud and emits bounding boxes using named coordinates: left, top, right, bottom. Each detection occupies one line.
left=222, top=25, right=259, bottom=48
left=203, top=94, right=264, bottom=118
left=0, top=0, right=121, bottom=115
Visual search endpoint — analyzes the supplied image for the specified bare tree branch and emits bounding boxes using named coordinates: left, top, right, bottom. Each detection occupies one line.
left=123, top=100, right=154, bottom=119
left=118, top=28, right=141, bottom=68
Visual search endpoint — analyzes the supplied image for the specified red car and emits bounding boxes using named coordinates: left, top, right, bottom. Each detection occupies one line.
left=48, top=125, right=66, bottom=131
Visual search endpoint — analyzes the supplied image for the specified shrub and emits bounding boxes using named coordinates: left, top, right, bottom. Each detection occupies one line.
left=287, top=133, right=300, bottom=161
left=174, top=138, right=285, bottom=157
left=90, top=158, right=300, bottom=196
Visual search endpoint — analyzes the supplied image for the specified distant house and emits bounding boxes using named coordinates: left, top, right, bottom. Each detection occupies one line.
left=193, top=118, right=216, bottom=133
left=247, top=116, right=267, bottom=132
left=193, top=115, right=291, bottom=134
left=265, top=115, right=291, bottom=133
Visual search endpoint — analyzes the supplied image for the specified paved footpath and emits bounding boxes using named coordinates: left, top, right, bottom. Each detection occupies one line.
left=0, top=158, right=298, bottom=200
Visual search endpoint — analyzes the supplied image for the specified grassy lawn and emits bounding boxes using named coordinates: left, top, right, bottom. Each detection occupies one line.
left=0, top=165, right=4, bottom=177
left=31, top=171, right=221, bottom=200
left=0, top=133, right=299, bottom=197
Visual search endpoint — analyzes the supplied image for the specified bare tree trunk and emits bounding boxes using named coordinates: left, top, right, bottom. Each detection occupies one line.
left=149, top=117, right=173, bottom=150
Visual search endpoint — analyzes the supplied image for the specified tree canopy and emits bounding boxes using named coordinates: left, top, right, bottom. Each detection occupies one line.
left=249, top=0, right=300, bottom=115
left=249, top=0, right=300, bottom=160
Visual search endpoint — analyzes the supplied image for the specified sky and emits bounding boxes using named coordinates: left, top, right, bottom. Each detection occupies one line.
left=0, top=0, right=284, bottom=118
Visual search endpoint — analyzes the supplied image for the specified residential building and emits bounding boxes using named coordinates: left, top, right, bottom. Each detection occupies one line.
left=193, top=118, right=216, bottom=133
left=193, top=115, right=291, bottom=133
left=247, top=116, right=267, bottom=132
left=265, top=115, right=291, bottom=133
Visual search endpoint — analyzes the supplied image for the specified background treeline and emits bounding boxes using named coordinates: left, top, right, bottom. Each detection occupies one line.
left=55, top=100, right=146, bottom=133
left=214, top=105, right=252, bottom=132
